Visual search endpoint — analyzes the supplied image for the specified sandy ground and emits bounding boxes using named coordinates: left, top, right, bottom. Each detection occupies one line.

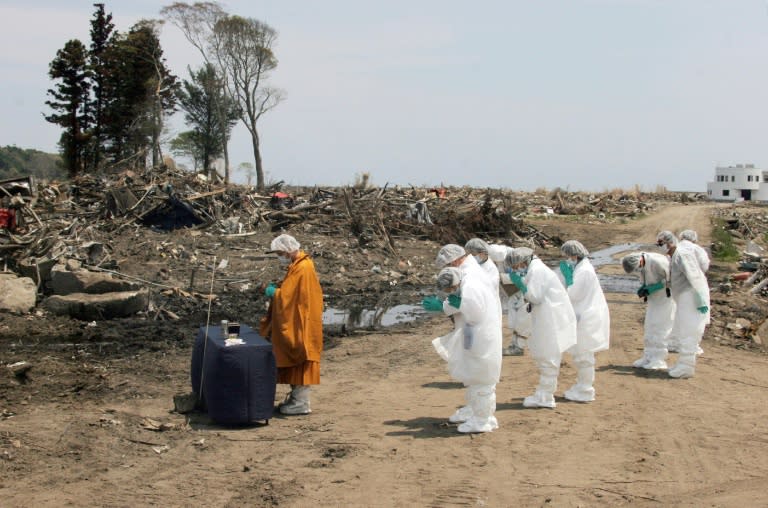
left=3, top=203, right=768, bottom=507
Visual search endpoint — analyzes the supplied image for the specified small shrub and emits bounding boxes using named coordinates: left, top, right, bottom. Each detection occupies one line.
left=711, top=219, right=740, bottom=261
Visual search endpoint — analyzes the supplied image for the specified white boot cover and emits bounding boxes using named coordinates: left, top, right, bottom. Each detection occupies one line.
left=564, top=353, right=596, bottom=402
left=669, top=336, right=698, bottom=379
left=279, top=385, right=312, bottom=414
left=523, top=358, right=558, bottom=409
left=449, top=388, right=473, bottom=423
left=642, top=347, right=668, bottom=370
left=458, top=385, right=498, bottom=433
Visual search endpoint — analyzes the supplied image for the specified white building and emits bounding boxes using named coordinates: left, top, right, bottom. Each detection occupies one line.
left=706, top=164, right=768, bottom=202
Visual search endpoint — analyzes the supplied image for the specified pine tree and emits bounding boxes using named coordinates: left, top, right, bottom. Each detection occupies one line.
left=100, top=21, right=179, bottom=170
left=44, top=39, right=91, bottom=177
left=88, top=3, right=115, bottom=171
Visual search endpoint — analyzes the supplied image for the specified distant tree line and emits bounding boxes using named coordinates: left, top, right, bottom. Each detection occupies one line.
left=45, top=2, right=282, bottom=191
left=0, top=146, right=64, bottom=181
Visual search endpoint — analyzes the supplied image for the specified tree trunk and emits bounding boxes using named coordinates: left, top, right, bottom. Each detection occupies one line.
left=251, top=129, right=264, bottom=191
left=223, top=141, right=230, bottom=185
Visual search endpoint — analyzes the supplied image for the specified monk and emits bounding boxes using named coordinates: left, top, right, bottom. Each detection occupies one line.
left=259, top=234, right=323, bottom=415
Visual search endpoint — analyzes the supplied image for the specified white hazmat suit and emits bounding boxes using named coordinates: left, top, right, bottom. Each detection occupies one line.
left=432, top=263, right=503, bottom=432
left=623, top=252, right=675, bottom=369
left=488, top=244, right=531, bottom=355
left=665, top=242, right=710, bottom=378
left=507, top=255, right=577, bottom=408
left=557, top=256, right=610, bottom=402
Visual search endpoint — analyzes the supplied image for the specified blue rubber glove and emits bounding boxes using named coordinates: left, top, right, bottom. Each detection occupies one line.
left=509, top=270, right=528, bottom=294
left=559, top=261, right=574, bottom=287
left=422, top=295, right=444, bottom=312
left=697, top=305, right=709, bottom=314
left=264, top=283, right=277, bottom=298
left=645, top=281, right=664, bottom=295
left=447, top=294, right=462, bottom=309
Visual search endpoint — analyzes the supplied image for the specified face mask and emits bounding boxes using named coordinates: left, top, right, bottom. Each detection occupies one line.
left=514, top=267, right=528, bottom=277
left=565, top=259, right=577, bottom=268
left=278, top=255, right=291, bottom=266
left=473, top=255, right=487, bottom=265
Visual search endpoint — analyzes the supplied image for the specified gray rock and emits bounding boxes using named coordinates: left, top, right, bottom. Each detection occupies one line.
left=0, top=274, right=37, bottom=313
left=49, top=264, right=138, bottom=296
left=42, top=289, right=149, bottom=320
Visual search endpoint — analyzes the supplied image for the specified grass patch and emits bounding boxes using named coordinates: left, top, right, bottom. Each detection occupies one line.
left=711, top=219, right=740, bottom=261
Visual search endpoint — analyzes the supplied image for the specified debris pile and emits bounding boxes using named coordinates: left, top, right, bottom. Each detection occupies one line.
left=704, top=206, right=768, bottom=351
left=0, top=166, right=696, bottom=322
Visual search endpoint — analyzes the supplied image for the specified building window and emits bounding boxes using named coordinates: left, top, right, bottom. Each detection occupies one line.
left=764, top=175, right=768, bottom=182
left=748, top=175, right=752, bottom=182
left=723, top=189, right=730, bottom=197
left=732, top=176, right=735, bottom=182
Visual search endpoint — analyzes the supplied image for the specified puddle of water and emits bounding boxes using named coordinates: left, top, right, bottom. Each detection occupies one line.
left=589, top=243, right=658, bottom=267
left=588, top=243, right=662, bottom=294
left=598, top=273, right=640, bottom=294
left=323, top=304, right=425, bottom=329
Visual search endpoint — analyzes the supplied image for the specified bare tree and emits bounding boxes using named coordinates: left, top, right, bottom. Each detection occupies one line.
left=161, top=2, right=234, bottom=182
left=212, top=16, right=283, bottom=191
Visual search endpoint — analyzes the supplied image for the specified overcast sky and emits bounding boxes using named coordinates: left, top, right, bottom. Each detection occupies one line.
left=1, top=1, right=768, bottom=191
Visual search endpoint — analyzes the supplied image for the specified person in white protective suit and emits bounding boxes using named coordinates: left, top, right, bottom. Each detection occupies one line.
left=429, top=266, right=503, bottom=433
left=464, top=238, right=502, bottom=290
left=505, top=247, right=577, bottom=408
left=434, top=243, right=483, bottom=280
left=488, top=244, right=531, bottom=356
left=556, top=240, right=610, bottom=402
left=621, top=251, right=676, bottom=370
left=656, top=231, right=710, bottom=379
left=673, top=229, right=709, bottom=356
left=678, top=229, right=710, bottom=273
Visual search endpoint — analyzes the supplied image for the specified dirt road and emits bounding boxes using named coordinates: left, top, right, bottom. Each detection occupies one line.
left=3, top=202, right=767, bottom=507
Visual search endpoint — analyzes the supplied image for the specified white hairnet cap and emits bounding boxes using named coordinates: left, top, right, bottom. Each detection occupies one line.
left=270, top=234, right=300, bottom=253
left=679, top=229, right=698, bottom=243
left=436, top=267, right=462, bottom=290
left=464, top=238, right=489, bottom=254
left=561, top=240, right=589, bottom=258
left=621, top=253, right=642, bottom=273
left=505, top=247, right=534, bottom=268
left=656, top=230, right=678, bottom=247
left=435, top=244, right=466, bottom=268
left=487, top=244, right=512, bottom=263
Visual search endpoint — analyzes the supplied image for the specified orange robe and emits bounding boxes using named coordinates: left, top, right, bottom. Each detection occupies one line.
left=259, top=251, right=323, bottom=385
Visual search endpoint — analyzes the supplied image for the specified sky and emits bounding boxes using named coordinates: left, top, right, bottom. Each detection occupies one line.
left=2, top=0, right=768, bottom=192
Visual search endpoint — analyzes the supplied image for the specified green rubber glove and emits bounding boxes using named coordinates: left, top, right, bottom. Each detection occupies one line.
left=422, top=295, right=444, bottom=312
left=695, top=292, right=708, bottom=313
left=559, top=261, right=574, bottom=287
left=645, top=281, right=664, bottom=295
left=509, top=271, right=528, bottom=294
left=447, top=294, right=462, bottom=309
left=264, top=283, right=277, bottom=298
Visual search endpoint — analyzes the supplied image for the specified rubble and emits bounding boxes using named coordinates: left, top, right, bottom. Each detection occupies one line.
left=0, top=165, right=731, bottom=331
